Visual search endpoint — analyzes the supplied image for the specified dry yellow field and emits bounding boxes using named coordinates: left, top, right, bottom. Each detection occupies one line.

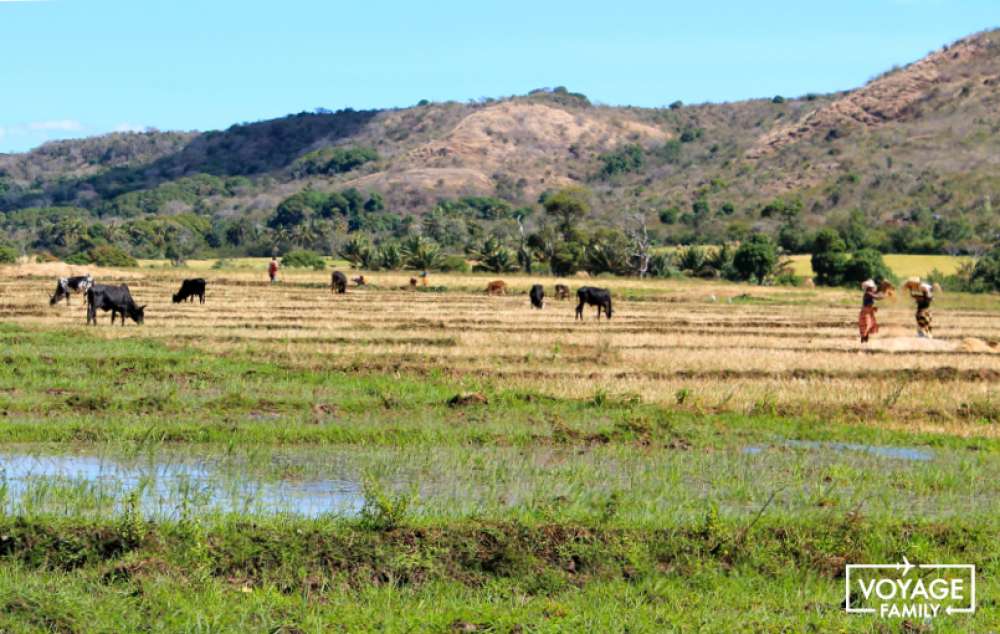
left=788, top=253, right=973, bottom=278
left=3, top=262, right=1000, bottom=436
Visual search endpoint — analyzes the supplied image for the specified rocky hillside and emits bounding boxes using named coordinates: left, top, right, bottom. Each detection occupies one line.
left=2, top=29, right=1000, bottom=255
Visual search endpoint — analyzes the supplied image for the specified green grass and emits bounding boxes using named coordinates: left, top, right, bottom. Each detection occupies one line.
left=0, top=516, right=996, bottom=632
left=2, top=324, right=999, bottom=630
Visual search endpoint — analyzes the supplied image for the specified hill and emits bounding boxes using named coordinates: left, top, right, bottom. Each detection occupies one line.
left=2, top=30, right=1000, bottom=263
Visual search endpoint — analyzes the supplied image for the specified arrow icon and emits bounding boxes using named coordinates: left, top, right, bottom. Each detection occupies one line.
left=899, top=557, right=913, bottom=577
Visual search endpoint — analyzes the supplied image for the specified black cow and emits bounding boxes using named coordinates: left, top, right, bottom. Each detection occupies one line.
left=86, top=284, right=145, bottom=326
left=529, top=284, right=544, bottom=309
left=173, top=278, right=206, bottom=304
left=49, top=274, right=93, bottom=306
left=331, top=271, right=348, bottom=294
left=575, top=286, right=612, bottom=320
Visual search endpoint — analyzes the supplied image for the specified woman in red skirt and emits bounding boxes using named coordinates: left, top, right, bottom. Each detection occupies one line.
left=858, top=279, right=884, bottom=343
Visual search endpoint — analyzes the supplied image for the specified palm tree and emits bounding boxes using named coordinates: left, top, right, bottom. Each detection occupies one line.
left=473, top=237, right=519, bottom=273
left=401, top=235, right=444, bottom=270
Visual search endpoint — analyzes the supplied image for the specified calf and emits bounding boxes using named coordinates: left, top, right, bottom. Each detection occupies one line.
left=529, top=284, right=544, bottom=309
left=87, top=284, right=145, bottom=326
left=485, top=280, right=507, bottom=296
left=49, top=274, right=93, bottom=306
left=554, top=284, right=570, bottom=300
left=575, top=286, right=612, bottom=320
left=172, top=278, right=206, bottom=304
left=352, top=275, right=366, bottom=286
left=331, top=271, right=348, bottom=294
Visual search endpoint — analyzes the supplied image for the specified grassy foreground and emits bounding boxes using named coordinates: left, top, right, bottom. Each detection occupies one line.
left=0, top=326, right=997, bottom=630
left=0, top=515, right=997, bottom=632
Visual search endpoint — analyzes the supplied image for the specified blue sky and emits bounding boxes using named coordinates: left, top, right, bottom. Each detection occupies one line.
left=0, top=0, right=996, bottom=152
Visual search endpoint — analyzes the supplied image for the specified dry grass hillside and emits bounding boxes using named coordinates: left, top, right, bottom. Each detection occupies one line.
left=3, top=29, right=1000, bottom=246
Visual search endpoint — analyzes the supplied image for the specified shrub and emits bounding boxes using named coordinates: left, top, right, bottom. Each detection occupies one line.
left=772, top=95, right=786, bottom=104
left=438, top=254, right=470, bottom=273
left=358, top=478, right=414, bottom=532
left=598, top=144, right=645, bottom=178
left=401, top=236, right=444, bottom=270
left=659, top=208, right=679, bottom=224
left=66, top=245, right=137, bottom=268
left=549, top=241, right=585, bottom=277
left=810, top=229, right=848, bottom=285
left=653, top=140, right=683, bottom=164
left=732, top=234, right=778, bottom=284
left=842, top=248, right=894, bottom=285
left=679, top=128, right=703, bottom=143
left=0, top=245, right=17, bottom=264
left=970, top=245, right=1000, bottom=291
left=281, top=249, right=326, bottom=270
left=675, top=246, right=707, bottom=273
left=774, top=269, right=801, bottom=286
left=473, top=237, right=519, bottom=273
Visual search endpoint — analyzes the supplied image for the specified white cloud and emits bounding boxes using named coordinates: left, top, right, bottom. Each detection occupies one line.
left=27, top=119, right=83, bottom=132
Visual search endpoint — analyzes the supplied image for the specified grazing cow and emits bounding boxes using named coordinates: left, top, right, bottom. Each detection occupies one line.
left=86, top=284, right=145, bottom=326
left=575, top=286, right=612, bottom=321
left=529, top=284, right=544, bottom=309
left=49, top=274, right=93, bottom=306
left=486, top=280, right=507, bottom=295
left=172, top=278, right=206, bottom=304
left=554, top=284, right=570, bottom=300
left=331, top=271, right=348, bottom=294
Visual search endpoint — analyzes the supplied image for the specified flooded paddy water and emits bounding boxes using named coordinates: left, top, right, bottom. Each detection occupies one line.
left=0, top=441, right=995, bottom=523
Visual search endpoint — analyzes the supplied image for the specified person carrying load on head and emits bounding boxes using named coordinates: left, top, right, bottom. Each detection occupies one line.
left=858, top=279, right=886, bottom=344
left=910, top=281, right=934, bottom=338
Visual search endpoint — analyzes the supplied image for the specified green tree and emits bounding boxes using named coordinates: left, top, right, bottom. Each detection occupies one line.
left=970, top=245, right=1000, bottom=291
left=843, top=248, right=894, bottom=285
left=473, top=237, right=519, bottom=273
left=338, top=235, right=372, bottom=267
left=401, top=235, right=444, bottom=270
left=269, top=190, right=328, bottom=229
left=810, top=229, right=849, bottom=286
left=543, top=187, right=591, bottom=234
left=585, top=229, right=632, bottom=276
left=598, top=144, right=645, bottom=177
left=733, top=234, right=778, bottom=284
left=549, top=241, right=585, bottom=277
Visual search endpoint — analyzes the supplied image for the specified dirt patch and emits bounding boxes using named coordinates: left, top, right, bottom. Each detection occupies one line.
left=749, top=35, right=989, bottom=158
left=448, top=393, right=489, bottom=407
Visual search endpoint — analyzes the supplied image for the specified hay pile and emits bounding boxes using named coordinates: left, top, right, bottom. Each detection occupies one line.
left=870, top=336, right=998, bottom=353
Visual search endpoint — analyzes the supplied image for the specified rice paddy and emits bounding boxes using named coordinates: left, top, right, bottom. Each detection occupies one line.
left=0, top=262, right=998, bottom=631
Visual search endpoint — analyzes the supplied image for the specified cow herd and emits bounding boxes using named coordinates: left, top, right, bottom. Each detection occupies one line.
left=49, top=274, right=207, bottom=326
left=324, top=271, right=613, bottom=320
left=50, top=271, right=614, bottom=326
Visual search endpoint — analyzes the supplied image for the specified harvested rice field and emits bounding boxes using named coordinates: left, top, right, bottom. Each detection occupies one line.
left=1, top=262, right=998, bottom=631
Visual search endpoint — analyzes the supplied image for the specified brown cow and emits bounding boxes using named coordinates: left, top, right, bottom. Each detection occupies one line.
left=554, top=284, right=570, bottom=300
left=486, top=280, right=507, bottom=295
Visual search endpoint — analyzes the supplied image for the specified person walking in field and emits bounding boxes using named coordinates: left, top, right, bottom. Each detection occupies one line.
left=858, top=279, right=886, bottom=343
left=268, top=257, right=279, bottom=284
left=910, top=281, right=934, bottom=338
